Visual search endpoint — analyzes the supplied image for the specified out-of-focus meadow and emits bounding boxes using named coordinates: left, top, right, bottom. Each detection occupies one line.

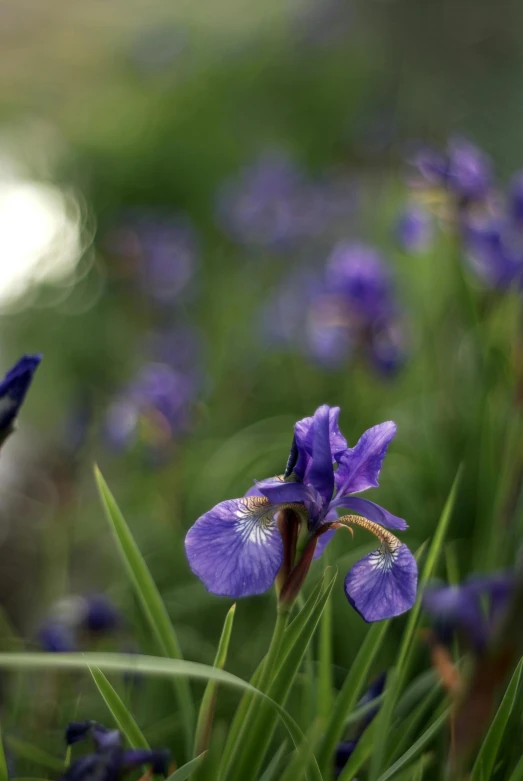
left=4, top=1, right=523, bottom=778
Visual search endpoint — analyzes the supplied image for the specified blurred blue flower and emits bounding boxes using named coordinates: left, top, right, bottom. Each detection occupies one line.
left=461, top=213, right=523, bottom=290
left=64, top=721, right=169, bottom=781
left=395, top=205, right=433, bottom=253
left=185, top=405, right=417, bottom=621
left=0, top=354, right=41, bottom=439
left=38, top=595, right=121, bottom=652
left=423, top=573, right=513, bottom=653
left=413, top=137, right=492, bottom=203
left=104, top=362, right=195, bottom=456
left=216, top=151, right=321, bottom=250
left=509, top=169, right=523, bottom=229
left=325, top=243, right=394, bottom=320
left=106, top=210, right=197, bottom=304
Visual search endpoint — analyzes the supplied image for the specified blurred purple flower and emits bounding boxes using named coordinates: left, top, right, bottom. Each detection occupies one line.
left=369, top=319, right=407, bottom=376
left=509, top=169, right=523, bottom=229
left=412, top=137, right=492, bottom=203
left=217, top=151, right=321, bottom=250
left=104, top=362, right=195, bottom=455
left=395, top=205, right=433, bottom=253
left=38, top=594, right=121, bottom=652
left=64, top=721, right=169, bottom=781
left=106, top=211, right=197, bottom=304
left=461, top=213, right=523, bottom=289
left=325, top=243, right=394, bottom=321
left=423, top=573, right=513, bottom=653
left=335, top=673, right=386, bottom=777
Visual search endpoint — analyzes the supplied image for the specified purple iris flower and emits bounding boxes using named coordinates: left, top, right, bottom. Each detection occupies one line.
left=413, top=137, right=492, bottom=202
left=104, top=362, right=195, bottom=455
left=461, top=213, right=523, bottom=289
left=395, top=205, right=433, bottom=253
left=185, top=405, right=417, bottom=622
left=325, top=243, right=394, bottom=322
left=38, top=595, right=121, bottom=652
left=217, top=151, right=320, bottom=250
left=0, top=355, right=41, bottom=438
left=423, top=573, right=513, bottom=653
left=509, top=169, right=523, bottom=229
left=64, top=721, right=169, bottom=781
left=106, top=210, right=197, bottom=304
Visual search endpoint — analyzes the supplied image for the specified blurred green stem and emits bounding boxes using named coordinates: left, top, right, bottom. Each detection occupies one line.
left=257, top=610, right=289, bottom=694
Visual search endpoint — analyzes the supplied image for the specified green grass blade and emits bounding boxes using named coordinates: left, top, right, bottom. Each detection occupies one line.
left=224, top=570, right=337, bottom=781
left=90, top=666, right=149, bottom=748
left=94, top=465, right=194, bottom=755
left=375, top=707, right=450, bottom=781
left=318, top=571, right=333, bottom=723
left=316, top=620, right=388, bottom=774
left=470, top=657, right=523, bottom=781
left=508, top=753, right=523, bottom=781
left=194, top=603, right=236, bottom=755
left=165, top=753, right=206, bottom=781
left=220, top=572, right=326, bottom=774
left=387, top=683, right=442, bottom=764
left=279, top=722, right=321, bottom=781
left=369, top=467, right=462, bottom=781
left=337, top=721, right=376, bottom=781
left=5, top=738, right=64, bottom=773
left=0, top=651, right=308, bottom=759
left=259, top=743, right=288, bottom=781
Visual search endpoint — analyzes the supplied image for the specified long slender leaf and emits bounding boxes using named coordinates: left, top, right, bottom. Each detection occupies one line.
left=90, top=666, right=149, bottom=748
left=259, top=743, right=289, bottom=781
left=470, top=657, right=523, bottom=781
left=375, top=707, right=450, bottom=781
left=279, top=722, right=322, bottom=781
left=224, top=570, right=337, bottom=781
left=220, top=571, right=326, bottom=774
left=318, top=568, right=333, bottom=723
left=369, top=468, right=462, bottom=781
left=94, top=466, right=194, bottom=755
left=165, top=753, right=206, bottom=781
left=194, top=603, right=236, bottom=755
left=337, top=721, right=376, bottom=781
left=0, top=651, right=308, bottom=762
left=317, top=619, right=388, bottom=774
left=5, top=738, right=63, bottom=773
left=508, top=753, right=523, bottom=781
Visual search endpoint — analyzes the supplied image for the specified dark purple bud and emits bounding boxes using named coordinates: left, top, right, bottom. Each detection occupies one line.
left=0, top=354, right=41, bottom=437
left=84, top=595, right=120, bottom=633
left=65, top=722, right=96, bottom=746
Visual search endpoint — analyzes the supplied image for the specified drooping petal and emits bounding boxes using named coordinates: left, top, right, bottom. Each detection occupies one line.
left=185, top=497, right=283, bottom=597
left=337, top=514, right=416, bottom=622
left=344, top=542, right=417, bottom=622
left=307, top=405, right=335, bottom=508
left=335, top=421, right=397, bottom=496
left=331, top=495, right=407, bottom=531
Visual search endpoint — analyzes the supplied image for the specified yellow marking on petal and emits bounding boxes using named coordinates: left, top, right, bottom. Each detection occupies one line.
left=334, top=514, right=402, bottom=552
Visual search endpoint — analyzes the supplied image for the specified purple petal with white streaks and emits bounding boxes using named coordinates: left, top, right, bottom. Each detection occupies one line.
left=344, top=543, right=417, bottom=622
left=185, top=498, right=283, bottom=597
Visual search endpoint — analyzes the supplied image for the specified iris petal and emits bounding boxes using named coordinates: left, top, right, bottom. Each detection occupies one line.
left=294, top=404, right=347, bottom=479
left=185, top=497, right=283, bottom=597
left=307, top=405, right=335, bottom=507
left=335, top=421, right=396, bottom=496
left=344, top=543, right=417, bottom=622
left=331, top=496, right=407, bottom=531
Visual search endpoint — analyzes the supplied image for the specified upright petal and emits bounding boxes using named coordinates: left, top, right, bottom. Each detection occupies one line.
left=185, top=497, right=283, bottom=597
left=313, top=507, right=338, bottom=559
left=294, top=405, right=347, bottom=478
left=307, top=405, right=335, bottom=508
left=335, top=421, right=396, bottom=496
left=330, top=495, right=407, bottom=531
left=344, top=543, right=417, bottom=622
